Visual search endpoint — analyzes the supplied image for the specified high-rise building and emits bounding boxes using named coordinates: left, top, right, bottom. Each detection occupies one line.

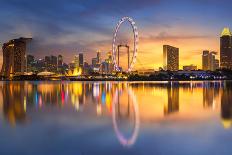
left=26, top=55, right=35, bottom=72
left=1, top=37, right=32, bottom=77
left=202, top=50, right=210, bottom=70
left=220, top=27, right=232, bottom=69
left=92, top=58, right=98, bottom=66
left=202, top=51, right=218, bottom=71
left=97, top=51, right=101, bottom=64
left=45, top=56, right=51, bottom=70
left=74, top=55, right=79, bottom=68
left=50, top=55, right=57, bottom=72
left=215, top=59, right=220, bottom=70
left=79, top=53, right=84, bottom=67
left=58, top=55, right=63, bottom=67
left=209, top=52, right=216, bottom=71
left=163, top=45, right=179, bottom=71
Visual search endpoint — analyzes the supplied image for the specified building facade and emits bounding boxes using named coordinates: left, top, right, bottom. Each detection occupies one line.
left=79, top=53, right=84, bottom=67
left=202, top=51, right=218, bottom=71
left=183, top=65, right=197, bottom=71
left=220, top=27, right=232, bottom=69
left=163, top=45, right=179, bottom=71
left=202, top=50, right=210, bottom=70
left=1, top=37, right=31, bottom=77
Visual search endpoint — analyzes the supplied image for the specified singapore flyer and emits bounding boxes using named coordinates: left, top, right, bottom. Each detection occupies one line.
left=112, top=17, right=139, bottom=72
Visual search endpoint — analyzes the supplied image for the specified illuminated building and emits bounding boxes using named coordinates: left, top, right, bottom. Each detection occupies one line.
left=102, top=52, right=114, bottom=74
left=74, top=55, right=79, bottom=68
left=44, top=56, right=51, bottom=71
left=202, top=50, right=209, bottom=70
left=202, top=51, right=218, bottom=71
left=215, top=59, right=220, bottom=70
left=79, top=53, right=84, bottom=67
left=1, top=37, right=32, bottom=77
left=183, top=65, right=197, bottom=71
left=26, top=54, right=35, bottom=72
left=44, top=55, right=57, bottom=72
left=92, top=58, right=98, bottom=66
left=58, top=55, right=63, bottom=67
left=163, top=45, right=179, bottom=71
left=97, top=51, right=101, bottom=64
left=50, top=55, right=57, bottom=72
left=220, top=27, right=232, bottom=69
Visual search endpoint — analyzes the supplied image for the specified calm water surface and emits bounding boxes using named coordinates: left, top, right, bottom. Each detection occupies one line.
left=0, top=81, right=232, bottom=155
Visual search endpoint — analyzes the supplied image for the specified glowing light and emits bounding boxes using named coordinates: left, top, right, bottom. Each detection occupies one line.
left=112, top=17, right=139, bottom=72
left=97, top=104, right=102, bottom=116
left=221, top=119, right=232, bottom=129
left=221, top=27, right=232, bottom=37
left=24, top=96, right=27, bottom=112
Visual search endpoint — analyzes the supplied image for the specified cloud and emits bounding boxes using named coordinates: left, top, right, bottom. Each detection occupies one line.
left=140, top=32, right=212, bottom=42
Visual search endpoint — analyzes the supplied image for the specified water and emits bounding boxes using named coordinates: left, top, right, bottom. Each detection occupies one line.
left=0, top=81, right=232, bottom=155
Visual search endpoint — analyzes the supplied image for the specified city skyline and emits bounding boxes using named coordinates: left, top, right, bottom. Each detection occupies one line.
left=1, top=0, right=231, bottom=69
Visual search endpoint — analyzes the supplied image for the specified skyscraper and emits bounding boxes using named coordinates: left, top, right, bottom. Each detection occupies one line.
left=79, top=53, right=84, bottom=67
left=202, top=51, right=218, bottom=71
left=220, top=27, right=232, bottom=69
left=74, top=55, right=79, bottom=68
left=202, top=50, right=209, bottom=70
left=1, top=37, right=32, bottom=77
left=50, top=55, right=58, bottom=72
left=163, top=45, right=179, bottom=71
left=58, top=55, right=63, bottom=67
left=97, top=51, right=101, bottom=64
left=45, top=56, right=51, bottom=70
left=26, top=55, right=35, bottom=72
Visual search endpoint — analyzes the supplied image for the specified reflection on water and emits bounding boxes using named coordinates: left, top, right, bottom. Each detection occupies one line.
left=112, top=88, right=140, bottom=147
left=0, top=81, right=232, bottom=154
left=221, top=82, right=232, bottom=129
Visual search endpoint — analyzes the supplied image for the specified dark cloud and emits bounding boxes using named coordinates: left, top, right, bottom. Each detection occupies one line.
left=0, top=0, right=230, bottom=64
left=0, top=0, right=161, bottom=62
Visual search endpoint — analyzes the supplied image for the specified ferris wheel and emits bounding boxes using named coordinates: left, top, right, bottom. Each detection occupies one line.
left=112, top=17, right=139, bottom=72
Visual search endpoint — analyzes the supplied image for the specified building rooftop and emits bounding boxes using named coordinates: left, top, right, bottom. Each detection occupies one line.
left=221, top=27, right=232, bottom=37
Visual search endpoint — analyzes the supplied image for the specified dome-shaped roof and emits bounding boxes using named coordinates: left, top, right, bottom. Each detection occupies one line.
left=221, top=27, right=232, bottom=37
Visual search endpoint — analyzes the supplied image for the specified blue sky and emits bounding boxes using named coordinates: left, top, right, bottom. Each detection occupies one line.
left=0, top=0, right=232, bottom=69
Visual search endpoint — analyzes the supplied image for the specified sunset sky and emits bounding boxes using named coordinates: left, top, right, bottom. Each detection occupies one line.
left=0, top=0, right=232, bottom=70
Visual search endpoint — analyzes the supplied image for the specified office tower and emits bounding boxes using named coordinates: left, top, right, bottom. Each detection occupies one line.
left=27, top=55, right=34, bottom=65
left=163, top=45, right=179, bottom=71
left=97, top=51, right=101, bottom=64
left=45, top=56, right=51, bottom=70
left=74, top=55, right=79, bottom=68
left=35, top=59, right=46, bottom=72
left=209, top=52, right=216, bottom=71
left=1, top=37, right=32, bottom=77
left=50, top=55, right=57, bottom=72
left=58, top=55, right=63, bottom=67
left=26, top=55, right=35, bottom=72
left=92, top=58, right=98, bottom=66
left=220, top=27, right=232, bottom=69
left=79, top=53, right=84, bottom=67
left=202, top=50, right=209, bottom=70
left=202, top=51, right=217, bottom=71
left=215, top=59, right=220, bottom=70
